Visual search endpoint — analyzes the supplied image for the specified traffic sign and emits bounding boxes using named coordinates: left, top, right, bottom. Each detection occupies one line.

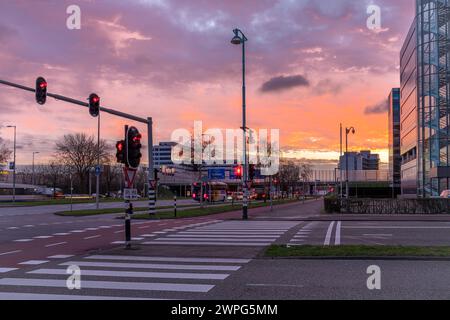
left=8, top=162, right=15, bottom=170
left=245, top=181, right=252, bottom=189
left=149, top=180, right=157, bottom=189
left=95, top=166, right=101, bottom=177
left=123, top=167, right=137, bottom=188
left=124, top=188, right=138, bottom=201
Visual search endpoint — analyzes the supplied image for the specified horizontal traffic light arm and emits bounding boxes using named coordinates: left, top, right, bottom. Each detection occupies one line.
left=0, top=79, right=149, bottom=125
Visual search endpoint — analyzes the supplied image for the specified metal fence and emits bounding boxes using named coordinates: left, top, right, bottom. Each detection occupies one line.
left=325, top=198, right=450, bottom=214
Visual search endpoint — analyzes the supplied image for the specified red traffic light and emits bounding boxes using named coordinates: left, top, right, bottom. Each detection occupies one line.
left=88, top=93, right=100, bottom=117
left=35, top=77, right=47, bottom=105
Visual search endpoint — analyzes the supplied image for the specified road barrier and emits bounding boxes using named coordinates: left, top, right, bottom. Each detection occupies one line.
left=325, top=197, right=450, bottom=214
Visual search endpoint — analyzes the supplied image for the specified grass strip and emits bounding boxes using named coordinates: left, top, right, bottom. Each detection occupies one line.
left=265, top=245, right=450, bottom=258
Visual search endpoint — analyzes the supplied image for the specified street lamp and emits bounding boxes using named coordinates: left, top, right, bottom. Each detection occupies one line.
left=231, top=28, right=249, bottom=220
left=32, top=151, right=39, bottom=185
left=345, top=127, right=356, bottom=200
left=6, top=125, right=16, bottom=203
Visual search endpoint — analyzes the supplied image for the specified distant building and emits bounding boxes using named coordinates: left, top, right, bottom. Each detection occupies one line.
left=339, top=151, right=380, bottom=171
left=153, top=142, right=176, bottom=167
left=389, top=88, right=401, bottom=193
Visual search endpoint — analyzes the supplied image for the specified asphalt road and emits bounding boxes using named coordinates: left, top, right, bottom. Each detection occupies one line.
left=1, top=199, right=450, bottom=299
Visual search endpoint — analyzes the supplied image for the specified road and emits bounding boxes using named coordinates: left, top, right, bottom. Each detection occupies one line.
left=1, top=199, right=450, bottom=299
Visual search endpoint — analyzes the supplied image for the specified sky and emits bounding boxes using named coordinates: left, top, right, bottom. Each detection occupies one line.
left=0, top=0, right=415, bottom=167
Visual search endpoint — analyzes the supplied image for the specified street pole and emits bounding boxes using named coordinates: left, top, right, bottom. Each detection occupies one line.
left=340, top=123, right=343, bottom=199
left=231, top=28, right=249, bottom=220
left=6, top=126, right=16, bottom=203
left=95, top=110, right=101, bottom=209
left=70, top=174, right=73, bottom=213
left=147, top=117, right=156, bottom=217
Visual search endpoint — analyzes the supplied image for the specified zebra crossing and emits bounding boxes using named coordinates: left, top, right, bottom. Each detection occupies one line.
left=143, top=221, right=299, bottom=246
left=288, top=222, right=319, bottom=246
left=0, top=254, right=251, bottom=300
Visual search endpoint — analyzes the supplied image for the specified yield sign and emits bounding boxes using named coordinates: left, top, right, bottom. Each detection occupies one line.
left=123, top=167, right=137, bottom=188
left=149, top=180, right=157, bottom=189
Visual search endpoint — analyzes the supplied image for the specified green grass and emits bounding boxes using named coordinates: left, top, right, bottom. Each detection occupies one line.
left=55, top=204, right=197, bottom=216
left=265, top=245, right=450, bottom=258
left=1, top=197, right=191, bottom=207
left=131, top=199, right=300, bottom=220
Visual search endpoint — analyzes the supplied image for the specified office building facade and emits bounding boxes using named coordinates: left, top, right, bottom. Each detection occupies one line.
left=389, top=88, right=402, bottom=193
left=153, top=142, right=176, bottom=167
left=339, top=151, right=380, bottom=171
left=400, top=0, right=450, bottom=197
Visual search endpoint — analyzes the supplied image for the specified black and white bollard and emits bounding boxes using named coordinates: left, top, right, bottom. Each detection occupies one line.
left=125, top=202, right=133, bottom=249
left=174, top=195, right=177, bottom=218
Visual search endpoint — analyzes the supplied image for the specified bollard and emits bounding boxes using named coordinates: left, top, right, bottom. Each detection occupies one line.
left=174, top=195, right=177, bottom=218
left=125, top=202, right=133, bottom=249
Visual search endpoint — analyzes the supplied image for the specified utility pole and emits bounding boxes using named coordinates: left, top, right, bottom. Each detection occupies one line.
left=6, top=125, right=16, bottom=203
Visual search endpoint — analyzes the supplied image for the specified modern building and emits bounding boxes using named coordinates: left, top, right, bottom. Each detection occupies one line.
left=152, top=142, right=176, bottom=167
left=400, top=0, right=450, bottom=197
left=389, top=88, right=402, bottom=194
left=339, top=151, right=380, bottom=171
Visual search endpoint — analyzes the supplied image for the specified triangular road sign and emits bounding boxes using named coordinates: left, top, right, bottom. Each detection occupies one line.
left=123, top=167, right=137, bottom=188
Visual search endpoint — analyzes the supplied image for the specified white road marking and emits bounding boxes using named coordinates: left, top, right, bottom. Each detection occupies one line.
left=23, top=225, right=34, bottom=228
left=7, top=227, right=19, bottom=230
left=166, top=234, right=279, bottom=239
left=19, top=260, right=49, bottom=266
left=0, top=268, right=18, bottom=273
left=85, top=255, right=251, bottom=264
left=14, top=239, right=33, bottom=242
left=70, top=230, right=85, bottom=233
left=363, top=234, right=393, bottom=237
left=0, top=250, right=22, bottom=256
left=60, top=261, right=241, bottom=271
left=140, top=234, right=157, bottom=237
left=143, top=241, right=271, bottom=246
left=85, top=228, right=99, bottom=231
left=84, top=235, right=101, bottom=240
left=114, top=230, right=124, bottom=234
left=0, top=278, right=214, bottom=293
left=154, top=238, right=275, bottom=242
left=324, top=221, right=335, bottom=246
left=47, top=255, right=74, bottom=259
left=45, top=242, right=67, bottom=248
left=29, top=268, right=230, bottom=280
left=53, top=233, right=70, bottom=236
left=335, top=221, right=341, bottom=245
left=0, top=292, right=152, bottom=300
left=34, top=236, right=53, bottom=239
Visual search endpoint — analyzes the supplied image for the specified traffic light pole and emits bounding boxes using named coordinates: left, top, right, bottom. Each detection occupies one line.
left=96, top=111, right=101, bottom=209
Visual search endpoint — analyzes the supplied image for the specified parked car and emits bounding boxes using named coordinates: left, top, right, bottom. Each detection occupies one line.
left=440, top=190, right=450, bottom=198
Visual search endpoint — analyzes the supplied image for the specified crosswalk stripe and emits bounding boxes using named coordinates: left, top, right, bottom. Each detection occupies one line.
left=153, top=238, right=275, bottom=242
left=0, top=278, right=215, bottom=293
left=60, top=261, right=241, bottom=271
left=29, top=268, right=230, bottom=280
left=166, top=235, right=279, bottom=238
left=0, top=292, right=154, bottom=300
left=143, top=241, right=271, bottom=246
left=84, top=255, right=251, bottom=264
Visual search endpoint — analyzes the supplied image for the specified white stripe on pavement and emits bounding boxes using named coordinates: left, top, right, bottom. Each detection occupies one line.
left=19, top=260, right=49, bottom=266
left=84, top=255, right=251, bottom=264
left=0, top=278, right=214, bottom=293
left=143, top=241, right=271, bottom=246
left=61, top=261, right=241, bottom=271
left=154, top=238, right=275, bottom=242
left=335, top=221, right=341, bottom=245
left=0, top=292, right=153, bottom=300
left=166, top=234, right=279, bottom=239
left=29, top=268, right=230, bottom=280
left=0, top=268, right=18, bottom=273
left=47, top=255, right=74, bottom=259
left=324, top=221, right=335, bottom=246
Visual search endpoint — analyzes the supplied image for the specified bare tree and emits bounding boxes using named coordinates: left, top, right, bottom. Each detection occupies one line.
left=55, top=133, right=111, bottom=194
left=0, top=137, right=12, bottom=163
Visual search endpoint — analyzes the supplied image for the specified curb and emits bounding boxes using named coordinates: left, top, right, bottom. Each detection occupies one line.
left=261, top=256, right=450, bottom=261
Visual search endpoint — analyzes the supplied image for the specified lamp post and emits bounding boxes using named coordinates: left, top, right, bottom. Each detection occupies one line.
left=231, top=28, right=249, bottom=220
left=345, top=127, right=356, bottom=200
left=6, top=125, right=16, bottom=203
left=32, top=151, right=39, bottom=185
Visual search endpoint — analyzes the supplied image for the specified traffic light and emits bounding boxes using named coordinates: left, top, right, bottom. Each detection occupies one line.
left=126, top=126, right=142, bottom=168
left=249, top=164, right=256, bottom=181
left=234, top=165, right=242, bottom=179
left=115, top=140, right=125, bottom=164
left=35, top=77, right=47, bottom=105
left=88, top=93, right=100, bottom=117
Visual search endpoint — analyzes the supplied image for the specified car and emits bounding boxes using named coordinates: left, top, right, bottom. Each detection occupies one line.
left=440, top=190, right=450, bottom=198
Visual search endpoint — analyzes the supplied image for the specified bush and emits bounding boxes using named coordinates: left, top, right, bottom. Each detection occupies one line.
left=324, top=195, right=341, bottom=213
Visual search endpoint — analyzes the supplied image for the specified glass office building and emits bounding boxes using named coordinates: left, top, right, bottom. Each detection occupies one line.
left=389, top=88, right=402, bottom=195
left=400, top=0, right=450, bottom=197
